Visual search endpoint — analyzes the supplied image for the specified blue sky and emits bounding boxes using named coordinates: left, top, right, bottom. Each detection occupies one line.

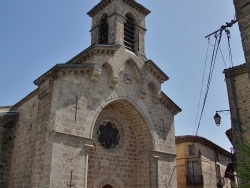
left=0, top=0, right=245, bottom=151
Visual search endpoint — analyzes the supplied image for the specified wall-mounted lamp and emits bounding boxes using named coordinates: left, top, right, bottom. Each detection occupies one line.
left=214, top=110, right=230, bottom=126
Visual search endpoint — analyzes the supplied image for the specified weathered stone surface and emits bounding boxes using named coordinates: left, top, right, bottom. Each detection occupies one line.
left=1, top=1, right=181, bottom=187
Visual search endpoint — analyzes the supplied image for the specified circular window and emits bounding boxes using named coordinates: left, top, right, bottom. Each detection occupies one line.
left=97, top=121, right=120, bottom=149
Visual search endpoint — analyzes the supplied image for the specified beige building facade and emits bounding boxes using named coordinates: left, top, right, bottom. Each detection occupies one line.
left=0, top=0, right=181, bottom=188
left=176, top=135, right=232, bottom=188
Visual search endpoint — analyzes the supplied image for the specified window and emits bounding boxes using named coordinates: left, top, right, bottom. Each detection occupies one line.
left=99, top=14, right=109, bottom=44
left=216, top=164, right=224, bottom=186
left=188, top=145, right=196, bottom=155
left=186, top=161, right=203, bottom=185
left=97, top=121, right=120, bottom=149
left=187, top=161, right=199, bottom=177
left=124, top=14, right=135, bottom=52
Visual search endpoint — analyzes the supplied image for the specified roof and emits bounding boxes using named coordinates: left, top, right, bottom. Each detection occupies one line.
left=87, top=0, right=150, bottom=17
left=223, top=63, right=248, bottom=77
left=176, top=135, right=232, bottom=157
left=161, top=92, right=182, bottom=115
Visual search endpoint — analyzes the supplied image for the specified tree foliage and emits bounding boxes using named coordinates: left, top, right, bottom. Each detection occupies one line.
left=236, top=142, right=250, bottom=188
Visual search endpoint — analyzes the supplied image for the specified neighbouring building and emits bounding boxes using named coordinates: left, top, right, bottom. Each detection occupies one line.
left=233, top=0, right=250, bottom=73
left=176, top=135, right=232, bottom=188
left=223, top=64, right=250, bottom=149
left=223, top=1, right=250, bottom=158
left=0, top=0, right=181, bottom=188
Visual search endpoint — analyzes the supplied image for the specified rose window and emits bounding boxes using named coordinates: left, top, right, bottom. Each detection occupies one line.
left=97, top=121, right=120, bottom=149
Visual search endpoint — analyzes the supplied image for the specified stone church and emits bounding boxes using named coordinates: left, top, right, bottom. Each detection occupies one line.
left=0, top=0, right=181, bottom=187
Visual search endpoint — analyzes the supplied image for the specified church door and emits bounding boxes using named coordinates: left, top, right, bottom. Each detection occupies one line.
left=102, top=184, right=113, bottom=188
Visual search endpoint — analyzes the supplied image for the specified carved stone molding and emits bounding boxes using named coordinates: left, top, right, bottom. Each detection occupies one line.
left=224, top=63, right=247, bottom=78
left=34, top=64, right=95, bottom=86
left=145, top=60, right=169, bottom=84
left=91, top=69, right=102, bottom=82
left=109, top=76, right=119, bottom=88
left=160, top=92, right=181, bottom=115
left=87, top=0, right=150, bottom=17
left=38, top=78, right=53, bottom=99
left=139, top=88, right=147, bottom=99
left=66, top=45, right=120, bottom=65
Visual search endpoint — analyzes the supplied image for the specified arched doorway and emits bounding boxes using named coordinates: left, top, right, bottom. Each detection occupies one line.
left=102, top=184, right=113, bottom=188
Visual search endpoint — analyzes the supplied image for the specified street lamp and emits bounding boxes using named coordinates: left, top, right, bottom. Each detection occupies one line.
left=214, top=110, right=230, bottom=126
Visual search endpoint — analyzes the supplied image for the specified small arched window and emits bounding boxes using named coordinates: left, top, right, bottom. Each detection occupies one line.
left=99, top=14, right=109, bottom=44
left=124, top=14, right=135, bottom=52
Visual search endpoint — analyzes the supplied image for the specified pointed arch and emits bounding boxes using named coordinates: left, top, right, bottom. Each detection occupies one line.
left=119, top=58, right=142, bottom=85
left=148, top=82, right=157, bottom=95
left=88, top=98, right=155, bottom=187
left=100, top=62, right=114, bottom=87
left=89, top=97, right=155, bottom=149
left=124, top=13, right=136, bottom=52
left=102, top=184, right=113, bottom=188
left=94, top=176, right=124, bottom=188
left=99, top=13, right=109, bottom=44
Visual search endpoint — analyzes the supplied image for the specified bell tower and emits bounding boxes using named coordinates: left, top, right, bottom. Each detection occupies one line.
left=87, top=0, right=150, bottom=57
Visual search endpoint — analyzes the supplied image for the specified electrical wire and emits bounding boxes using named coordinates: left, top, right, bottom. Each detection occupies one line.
left=219, top=45, right=228, bottom=68
left=193, top=37, right=210, bottom=134
left=225, top=28, right=234, bottom=67
left=195, top=31, right=223, bottom=136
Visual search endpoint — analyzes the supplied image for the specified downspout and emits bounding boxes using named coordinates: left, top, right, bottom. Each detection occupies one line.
left=214, top=149, right=218, bottom=185
left=156, top=158, right=159, bottom=188
left=84, top=144, right=94, bottom=188
left=152, top=155, right=159, bottom=188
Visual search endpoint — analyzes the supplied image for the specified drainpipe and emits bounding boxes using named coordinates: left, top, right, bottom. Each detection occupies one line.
left=84, top=144, right=95, bottom=188
left=214, top=149, right=218, bottom=185
left=152, top=155, right=159, bottom=188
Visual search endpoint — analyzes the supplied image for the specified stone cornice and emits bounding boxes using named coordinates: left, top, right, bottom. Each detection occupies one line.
left=0, top=106, right=12, bottom=112
left=176, top=135, right=232, bottom=158
left=12, top=89, right=39, bottom=109
left=223, top=63, right=247, bottom=78
left=0, top=110, right=19, bottom=126
left=160, top=92, right=181, bottom=115
left=34, top=64, right=95, bottom=86
left=53, top=131, right=96, bottom=148
left=145, top=60, right=169, bottom=84
left=87, top=0, right=150, bottom=17
left=152, top=150, right=177, bottom=158
left=66, top=44, right=121, bottom=64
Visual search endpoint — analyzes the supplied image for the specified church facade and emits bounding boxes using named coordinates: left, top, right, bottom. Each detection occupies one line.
left=0, top=0, right=181, bottom=187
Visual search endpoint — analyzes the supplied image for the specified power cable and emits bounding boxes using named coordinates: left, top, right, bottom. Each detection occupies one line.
left=225, top=28, right=234, bottom=67
left=219, top=45, right=228, bottom=68
left=195, top=31, right=223, bottom=136
left=193, top=37, right=210, bottom=134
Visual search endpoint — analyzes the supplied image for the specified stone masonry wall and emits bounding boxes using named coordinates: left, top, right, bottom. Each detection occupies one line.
left=225, top=67, right=250, bottom=145
left=0, top=109, right=18, bottom=188
left=233, top=0, right=250, bottom=68
left=7, top=95, right=38, bottom=188
left=9, top=78, right=54, bottom=188
left=50, top=46, right=178, bottom=187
